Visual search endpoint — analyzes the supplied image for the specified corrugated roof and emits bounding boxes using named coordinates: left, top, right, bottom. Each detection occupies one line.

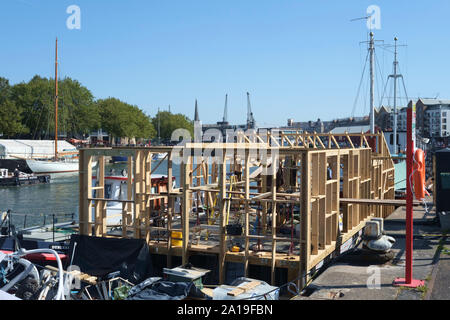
left=419, top=99, right=450, bottom=106
left=330, top=125, right=371, bottom=134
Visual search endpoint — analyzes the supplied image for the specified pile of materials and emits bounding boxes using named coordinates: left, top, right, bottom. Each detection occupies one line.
left=0, top=234, right=280, bottom=300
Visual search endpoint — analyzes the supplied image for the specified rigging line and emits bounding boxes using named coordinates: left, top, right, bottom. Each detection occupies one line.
left=380, top=49, right=395, bottom=108
left=401, top=75, right=409, bottom=103
left=32, top=99, right=47, bottom=140
left=397, top=64, right=409, bottom=103
left=387, top=79, right=393, bottom=110
left=374, top=44, right=395, bottom=55
left=379, top=73, right=390, bottom=108
left=23, top=100, right=36, bottom=134
left=46, top=109, right=50, bottom=140
left=351, top=49, right=370, bottom=119
left=374, top=51, right=385, bottom=108
left=365, top=74, right=369, bottom=117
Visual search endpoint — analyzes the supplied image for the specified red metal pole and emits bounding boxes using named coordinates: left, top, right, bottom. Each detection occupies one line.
left=393, top=102, right=424, bottom=288
left=405, top=106, right=413, bottom=284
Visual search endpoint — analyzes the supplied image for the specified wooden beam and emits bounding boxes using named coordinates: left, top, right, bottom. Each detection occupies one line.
left=271, top=154, right=278, bottom=286
left=300, top=151, right=311, bottom=289
left=244, top=150, right=250, bottom=277
left=340, top=198, right=423, bottom=207
left=181, top=154, right=191, bottom=266
left=218, top=154, right=227, bottom=284
left=80, top=152, right=93, bottom=236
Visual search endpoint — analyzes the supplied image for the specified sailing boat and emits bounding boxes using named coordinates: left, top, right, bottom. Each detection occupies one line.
left=26, top=38, right=93, bottom=176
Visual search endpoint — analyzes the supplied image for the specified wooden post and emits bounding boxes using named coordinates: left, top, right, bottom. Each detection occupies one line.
left=181, top=153, right=191, bottom=266
left=80, top=151, right=93, bottom=236
left=300, top=151, right=311, bottom=289
left=134, top=151, right=141, bottom=239
left=262, top=164, right=268, bottom=236
left=94, top=156, right=105, bottom=236
left=166, top=151, right=173, bottom=267
left=78, top=150, right=86, bottom=235
left=244, top=149, right=250, bottom=277
left=271, top=153, right=277, bottom=285
left=218, top=153, right=227, bottom=284
left=145, top=150, right=152, bottom=243
left=122, top=156, right=133, bottom=238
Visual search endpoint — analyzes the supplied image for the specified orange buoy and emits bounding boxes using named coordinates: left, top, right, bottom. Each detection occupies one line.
left=413, top=149, right=426, bottom=200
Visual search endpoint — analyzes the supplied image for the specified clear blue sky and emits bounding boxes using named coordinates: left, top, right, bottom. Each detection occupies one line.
left=1, top=0, right=449, bottom=127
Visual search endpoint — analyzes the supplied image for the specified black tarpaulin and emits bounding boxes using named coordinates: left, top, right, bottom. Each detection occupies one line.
left=67, top=234, right=153, bottom=283
left=126, top=277, right=211, bottom=300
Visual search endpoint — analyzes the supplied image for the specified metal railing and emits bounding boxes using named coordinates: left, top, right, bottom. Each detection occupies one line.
left=1, top=210, right=77, bottom=242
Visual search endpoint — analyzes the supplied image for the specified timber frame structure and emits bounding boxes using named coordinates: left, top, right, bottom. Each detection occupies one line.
left=78, top=131, right=395, bottom=288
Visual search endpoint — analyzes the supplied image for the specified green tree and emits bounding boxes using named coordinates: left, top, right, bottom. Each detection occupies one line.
left=1, top=75, right=190, bottom=142
left=0, top=77, right=28, bottom=137
left=9, top=75, right=98, bottom=139
left=98, top=98, right=156, bottom=143
left=10, top=75, right=55, bottom=139
left=152, top=111, right=194, bottom=142
left=59, top=77, right=100, bottom=137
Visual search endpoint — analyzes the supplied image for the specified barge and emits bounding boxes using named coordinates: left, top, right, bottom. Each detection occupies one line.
left=0, top=169, right=50, bottom=187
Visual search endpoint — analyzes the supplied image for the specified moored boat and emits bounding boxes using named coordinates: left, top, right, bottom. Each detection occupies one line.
left=26, top=158, right=79, bottom=175
left=0, top=168, right=50, bottom=186
left=92, top=173, right=180, bottom=227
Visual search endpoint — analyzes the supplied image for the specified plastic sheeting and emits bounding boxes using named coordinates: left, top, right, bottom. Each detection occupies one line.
left=67, top=234, right=153, bottom=284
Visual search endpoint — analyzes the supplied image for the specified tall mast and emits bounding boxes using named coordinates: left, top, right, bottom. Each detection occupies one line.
left=55, top=37, right=59, bottom=160
left=392, top=37, right=399, bottom=154
left=157, top=107, right=161, bottom=145
left=369, top=32, right=375, bottom=134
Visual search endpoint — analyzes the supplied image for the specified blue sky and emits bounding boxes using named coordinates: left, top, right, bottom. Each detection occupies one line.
left=1, top=0, right=449, bottom=127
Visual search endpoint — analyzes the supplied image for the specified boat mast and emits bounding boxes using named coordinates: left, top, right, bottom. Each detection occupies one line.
left=369, top=32, right=375, bottom=134
left=54, top=38, right=59, bottom=160
left=392, top=37, right=399, bottom=154
left=387, top=37, right=408, bottom=154
left=158, top=107, right=161, bottom=145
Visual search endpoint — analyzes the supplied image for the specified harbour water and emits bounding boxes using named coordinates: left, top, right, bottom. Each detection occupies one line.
left=0, top=160, right=181, bottom=229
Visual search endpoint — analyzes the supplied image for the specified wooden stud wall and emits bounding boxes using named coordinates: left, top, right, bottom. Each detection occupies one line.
left=78, top=133, right=396, bottom=289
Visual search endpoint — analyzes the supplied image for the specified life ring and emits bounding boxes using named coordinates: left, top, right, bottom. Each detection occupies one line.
left=413, top=149, right=426, bottom=200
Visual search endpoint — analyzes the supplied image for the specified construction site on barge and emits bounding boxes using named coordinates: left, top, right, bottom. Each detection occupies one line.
left=77, top=130, right=397, bottom=291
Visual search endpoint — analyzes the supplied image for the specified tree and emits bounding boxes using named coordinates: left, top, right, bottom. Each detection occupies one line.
left=152, top=111, right=194, bottom=142
left=0, top=77, right=28, bottom=137
left=97, top=98, right=156, bottom=143
left=10, top=75, right=56, bottom=139
left=59, top=77, right=100, bottom=137
left=1, top=75, right=191, bottom=142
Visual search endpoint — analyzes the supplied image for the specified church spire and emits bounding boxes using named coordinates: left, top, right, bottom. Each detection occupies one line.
left=194, top=99, right=200, bottom=122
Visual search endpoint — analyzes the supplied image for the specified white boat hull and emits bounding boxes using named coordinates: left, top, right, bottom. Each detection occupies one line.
left=26, top=159, right=79, bottom=175
left=152, top=153, right=167, bottom=160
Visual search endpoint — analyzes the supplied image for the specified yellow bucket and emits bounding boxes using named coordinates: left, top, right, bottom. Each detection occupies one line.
left=171, top=231, right=183, bottom=246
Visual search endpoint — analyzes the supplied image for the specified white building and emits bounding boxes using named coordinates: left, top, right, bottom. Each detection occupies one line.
left=418, top=99, right=450, bottom=138
left=390, top=107, right=408, bottom=132
left=424, top=105, right=450, bottom=138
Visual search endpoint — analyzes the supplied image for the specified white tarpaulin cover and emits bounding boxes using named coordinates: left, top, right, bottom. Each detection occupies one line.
left=0, top=140, right=77, bottom=159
